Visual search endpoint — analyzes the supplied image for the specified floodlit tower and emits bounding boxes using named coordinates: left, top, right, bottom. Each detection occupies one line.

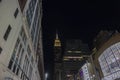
left=54, top=31, right=62, bottom=80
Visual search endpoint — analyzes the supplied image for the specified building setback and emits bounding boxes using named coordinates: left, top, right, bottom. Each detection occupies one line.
left=0, top=0, right=44, bottom=80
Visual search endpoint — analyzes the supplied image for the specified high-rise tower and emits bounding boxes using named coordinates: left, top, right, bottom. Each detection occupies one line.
left=0, top=0, right=44, bottom=80
left=54, top=33, right=62, bottom=62
left=54, top=32, right=62, bottom=80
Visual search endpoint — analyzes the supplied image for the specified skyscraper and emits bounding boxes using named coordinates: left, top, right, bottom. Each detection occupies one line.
left=62, top=39, right=90, bottom=80
left=0, top=0, right=44, bottom=80
left=54, top=32, right=62, bottom=80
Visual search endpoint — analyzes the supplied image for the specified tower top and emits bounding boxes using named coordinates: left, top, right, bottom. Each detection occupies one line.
left=55, top=30, right=59, bottom=39
left=54, top=30, right=61, bottom=47
left=56, top=31, right=59, bottom=39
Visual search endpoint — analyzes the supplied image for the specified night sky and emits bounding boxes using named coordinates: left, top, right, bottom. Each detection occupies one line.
left=42, top=0, right=120, bottom=80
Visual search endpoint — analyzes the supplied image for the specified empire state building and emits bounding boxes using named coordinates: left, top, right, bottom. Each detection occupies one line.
left=54, top=32, right=62, bottom=80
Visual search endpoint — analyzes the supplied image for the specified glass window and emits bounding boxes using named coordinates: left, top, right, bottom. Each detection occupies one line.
left=8, top=38, right=20, bottom=69
left=105, top=67, right=110, bottom=76
left=31, top=56, right=34, bottom=64
left=28, top=65, right=33, bottom=80
left=14, top=8, right=19, bottom=18
left=20, top=27, right=27, bottom=45
left=17, top=44, right=22, bottom=57
left=23, top=55, right=29, bottom=75
left=99, top=42, right=120, bottom=79
left=106, top=57, right=112, bottom=65
left=103, top=51, right=108, bottom=58
left=109, top=54, right=115, bottom=63
left=8, top=59, right=14, bottom=69
left=0, top=47, right=2, bottom=54
left=107, top=48, right=112, bottom=57
left=113, top=49, right=120, bottom=60
left=8, top=37, right=27, bottom=77
left=27, top=45, right=31, bottom=57
left=116, top=42, right=120, bottom=49
left=4, top=25, right=12, bottom=40
left=19, top=49, right=24, bottom=65
left=26, top=10, right=31, bottom=26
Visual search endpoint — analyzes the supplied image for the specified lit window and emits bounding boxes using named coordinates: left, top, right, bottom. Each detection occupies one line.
left=98, top=42, right=120, bottom=79
left=4, top=25, right=12, bottom=40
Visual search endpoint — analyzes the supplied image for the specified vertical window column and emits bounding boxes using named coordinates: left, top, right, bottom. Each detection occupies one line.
left=8, top=38, right=20, bottom=70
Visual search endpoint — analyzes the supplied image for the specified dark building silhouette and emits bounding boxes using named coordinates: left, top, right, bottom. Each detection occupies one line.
left=94, top=30, right=115, bottom=50
left=62, top=39, right=90, bottom=80
left=54, top=33, right=62, bottom=80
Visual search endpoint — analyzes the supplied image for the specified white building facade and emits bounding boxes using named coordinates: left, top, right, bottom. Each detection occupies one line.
left=0, top=0, right=43, bottom=80
left=99, top=42, right=120, bottom=80
left=77, top=63, right=92, bottom=80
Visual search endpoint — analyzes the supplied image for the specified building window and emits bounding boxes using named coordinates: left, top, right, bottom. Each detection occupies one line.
left=26, top=0, right=37, bottom=26
left=31, top=56, right=34, bottom=64
left=20, top=27, right=27, bottom=45
left=8, top=37, right=26, bottom=76
left=23, top=55, right=29, bottom=75
left=28, top=65, right=33, bottom=80
left=27, top=45, right=31, bottom=57
left=14, top=8, right=19, bottom=18
left=0, top=47, right=2, bottom=54
left=8, top=38, right=20, bottom=70
left=99, top=42, right=120, bottom=79
left=4, top=25, right=12, bottom=40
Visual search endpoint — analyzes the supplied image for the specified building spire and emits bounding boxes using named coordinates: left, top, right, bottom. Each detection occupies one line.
left=54, top=30, right=61, bottom=47
left=56, top=30, right=59, bottom=39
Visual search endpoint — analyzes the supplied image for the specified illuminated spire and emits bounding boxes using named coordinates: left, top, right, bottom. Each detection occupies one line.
left=54, top=30, right=61, bottom=47
left=56, top=30, right=59, bottom=39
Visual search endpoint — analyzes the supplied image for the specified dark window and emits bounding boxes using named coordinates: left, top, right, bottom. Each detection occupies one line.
left=8, top=60, right=13, bottom=69
left=14, top=8, right=19, bottom=18
left=4, top=25, right=12, bottom=40
left=13, top=64, right=16, bottom=73
left=16, top=66, right=19, bottom=75
left=0, top=47, right=2, bottom=54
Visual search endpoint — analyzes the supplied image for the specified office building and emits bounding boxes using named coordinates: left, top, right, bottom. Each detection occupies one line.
left=54, top=32, right=62, bottom=80
left=62, top=39, right=90, bottom=80
left=93, top=30, right=120, bottom=80
left=76, top=62, right=95, bottom=80
left=0, top=0, right=44, bottom=80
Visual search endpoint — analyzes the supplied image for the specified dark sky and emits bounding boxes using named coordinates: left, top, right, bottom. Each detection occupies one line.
left=42, top=0, right=120, bottom=80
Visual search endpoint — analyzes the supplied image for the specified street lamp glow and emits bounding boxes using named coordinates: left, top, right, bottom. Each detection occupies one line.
left=45, top=73, right=48, bottom=80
